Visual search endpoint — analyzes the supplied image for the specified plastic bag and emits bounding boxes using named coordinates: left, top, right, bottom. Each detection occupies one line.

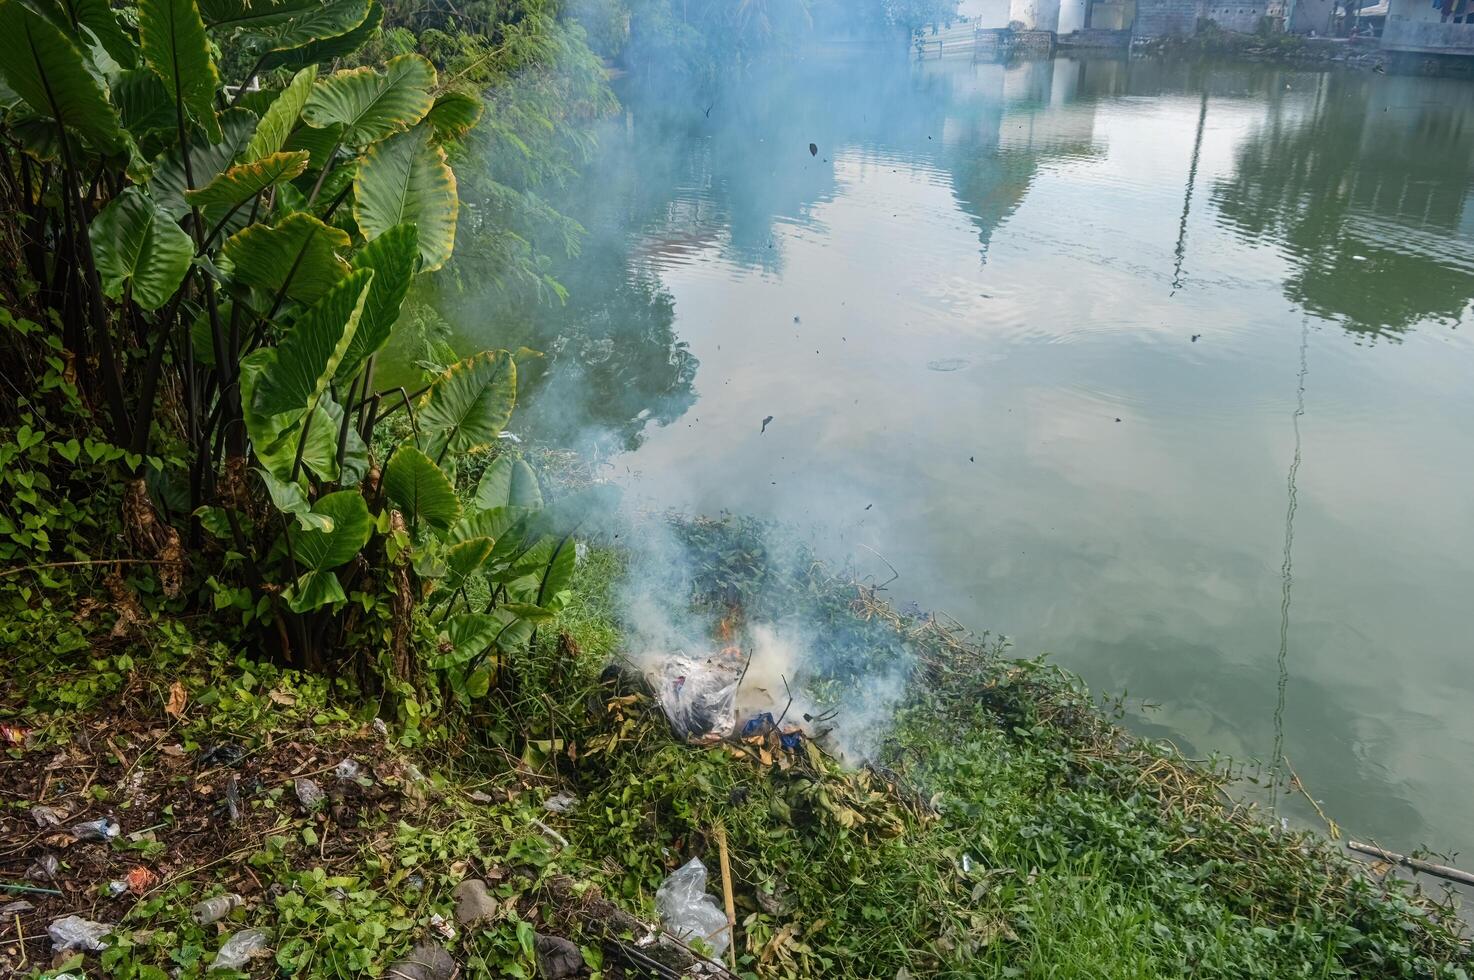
left=211, top=928, right=268, bottom=971
left=654, top=655, right=739, bottom=742
left=655, top=858, right=729, bottom=957
left=294, top=777, right=325, bottom=811
left=48, top=915, right=111, bottom=952
left=71, top=818, right=120, bottom=841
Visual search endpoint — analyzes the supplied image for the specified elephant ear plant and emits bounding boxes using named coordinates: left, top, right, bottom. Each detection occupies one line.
left=0, top=0, right=581, bottom=705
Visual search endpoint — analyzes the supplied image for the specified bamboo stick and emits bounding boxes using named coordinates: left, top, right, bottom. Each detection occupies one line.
left=714, top=823, right=738, bottom=971
left=1347, top=841, right=1474, bottom=888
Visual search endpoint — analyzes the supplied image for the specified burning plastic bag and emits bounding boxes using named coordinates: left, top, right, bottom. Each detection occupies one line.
left=655, top=858, right=730, bottom=958
left=654, top=655, right=739, bottom=742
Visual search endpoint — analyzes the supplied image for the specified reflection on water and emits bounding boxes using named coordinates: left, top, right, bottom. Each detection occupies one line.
left=442, top=53, right=1474, bottom=861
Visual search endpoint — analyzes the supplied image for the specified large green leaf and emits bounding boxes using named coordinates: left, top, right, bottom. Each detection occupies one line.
left=185, top=150, right=309, bottom=210
left=382, top=444, right=460, bottom=535
left=423, top=90, right=482, bottom=142
left=252, top=267, right=371, bottom=418
left=471, top=455, right=541, bottom=513
left=334, top=222, right=416, bottom=385
left=39, top=0, right=136, bottom=68
left=353, top=125, right=457, bottom=270
left=199, top=0, right=314, bottom=29
left=442, top=537, right=492, bottom=594
left=302, top=53, right=434, bottom=147
left=220, top=211, right=350, bottom=304
left=242, top=358, right=360, bottom=483
left=416, top=351, right=516, bottom=461
left=534, top=533, right=577, bottom=610
left=148, top=109, right=258, bottom=219
left=448, top=504, right=524, bottom=547
left=138, top=0, right=221, bottom=142
left=287, top=489, right=370, bottom=569
left=257, top=467, right=332, bottom=531
left=113, top=68, right=174, bottom=142
left=245, top=65, right=316, bottom=162
left=241, top=0, right=369, bottom=55
left=284, top=489, right=370, bottom=612
left=89, top=187, right=192, bottom=310
left=262, top=0, right=380, bottom=70
left=0, top=0, right=125, bottom=153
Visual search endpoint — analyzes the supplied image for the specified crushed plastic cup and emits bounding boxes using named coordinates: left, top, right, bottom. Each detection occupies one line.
left=334, top=758, right=362, bottom=781
left=27, top=853, right=59, bottom=881
left=71, top=818, right=121, bottom=842
left=192, top=893, right=243, bottom=925
left=211, top=928, right=268, bottom=971
left=48, top=915, right=111, bottom=952
left=655, top=858, right=730, bottom=958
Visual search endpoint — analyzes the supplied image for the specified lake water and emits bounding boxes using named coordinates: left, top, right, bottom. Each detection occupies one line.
left=440, top=53, right=1474, bottom=865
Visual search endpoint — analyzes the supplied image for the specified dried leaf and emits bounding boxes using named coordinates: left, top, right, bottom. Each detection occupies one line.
left=164, top=681, right=188, bottom=718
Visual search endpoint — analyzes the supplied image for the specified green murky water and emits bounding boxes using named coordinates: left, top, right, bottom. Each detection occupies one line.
left=436, top=53, right=1474, bottom=862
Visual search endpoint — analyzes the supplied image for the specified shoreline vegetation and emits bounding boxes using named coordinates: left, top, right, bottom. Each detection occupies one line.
left=0, top=0, right=1470, bottom=977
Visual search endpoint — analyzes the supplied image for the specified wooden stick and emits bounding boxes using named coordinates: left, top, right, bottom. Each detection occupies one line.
left=714, top=823, right=737, bottom=971
left=1348, top=841, right=1474, bottom=888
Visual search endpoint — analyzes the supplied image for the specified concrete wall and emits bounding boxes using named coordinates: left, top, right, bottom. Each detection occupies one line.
left=1134, top=0, right=1202, bottom=35
left=1203, top=0, right=1268, bottom=30
left=958, top=0, right=1013, bottom=27
left=1010, top=0, right=1063, bottom=29
left=1059, top=0, right=1091, bottom=32
left=1289, top=0, right=1335, bottom=33
left=1383, top=0, right=1474, bottom=52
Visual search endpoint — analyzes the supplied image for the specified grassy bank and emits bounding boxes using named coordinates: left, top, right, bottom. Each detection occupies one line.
left=2, top=511, right=1470, bottom=979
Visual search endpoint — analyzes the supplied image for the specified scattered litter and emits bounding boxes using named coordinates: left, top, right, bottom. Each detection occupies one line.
left=193, top=893, right=243, bottom=925
left=30, top=805, right=67, bottom=828
left=71, top=818, right=120, bottom=842
left=655, top=654, right=740, bottom=742
left=198, top=743, right=246, bottom=768
left=211, top=928, right=268, bottom=971
left=335, top=758, right=363, bottom=781
left=27, top=854, right=59, bottom=881
left=106, top=879, right=129, bottom=897
left=740, top=713, right=802, bottom=750
left=294, top=777, right=325, bottom=812
left=761, top=415, right=774, bottom=434
left=1, top=899, right=34, bottom=915
left=451, top=879, right=498, bottom=926
left=1352, top=254, right=1367, bottom=261
left=962, top=854, right=973, bottom=874
left=467, top=790, right=495, bottom=804
left=542, top=792, right=577, bottom=814
left=385, top=942, right=457, bottom=980
left=48, top=914, right=112, bottom=952
left=429, top=912, right=456, bottom=941
left=372, top=718, right=389, bottom=737
left=405, top=873, right=425, bottom=890
left=656, top=858, right=730, bottom=958
left=0, top=723, right=31, bottom=746
left=808, top=142, right=818, bottom=157
left=1191, top=334, right=1202, bottom=342
left=404, top=763, right=427, bottom=783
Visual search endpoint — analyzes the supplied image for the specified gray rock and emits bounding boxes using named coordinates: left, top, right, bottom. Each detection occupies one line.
left=534, top=934, right=584, bottom=979
left=385, top=942, right=458, bottom=980
left=451, top=879, right=498, bottom=926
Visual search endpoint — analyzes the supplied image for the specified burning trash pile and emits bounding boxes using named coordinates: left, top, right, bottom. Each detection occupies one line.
left=646, top=616, right=840, bottom=761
